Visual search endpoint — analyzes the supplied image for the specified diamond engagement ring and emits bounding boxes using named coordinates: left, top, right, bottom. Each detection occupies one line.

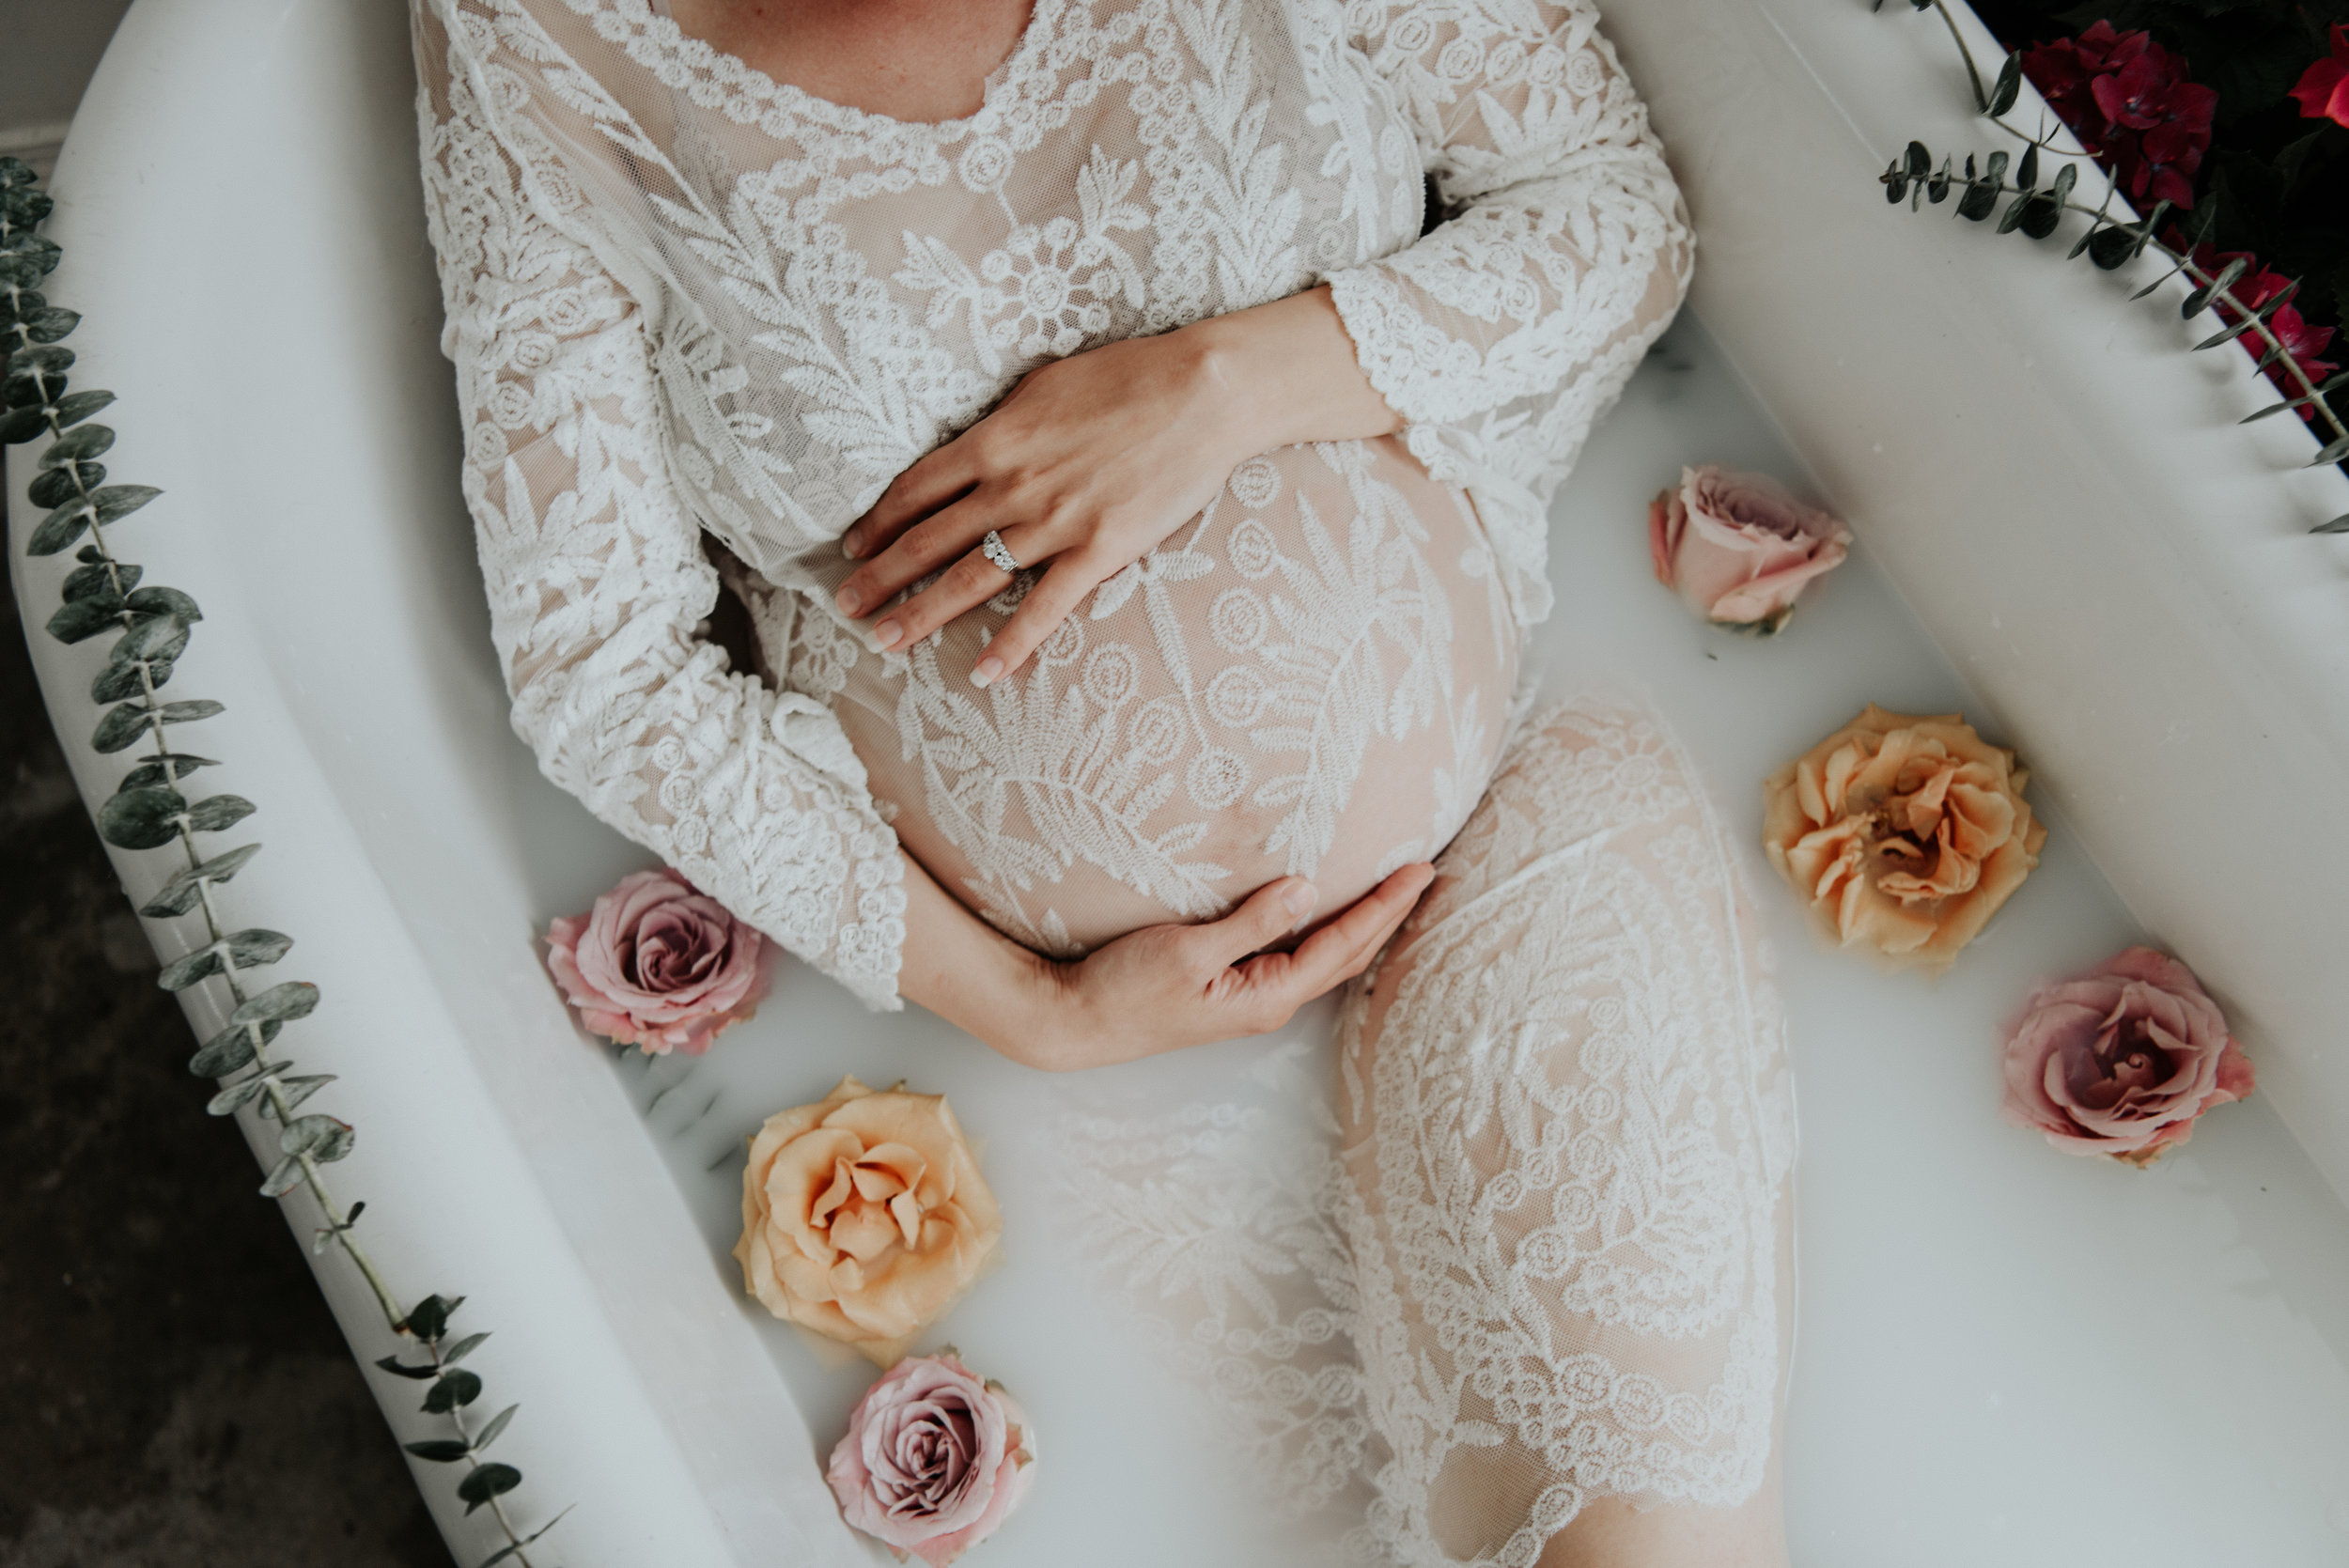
left=979, top=529, right=1020, bottom=575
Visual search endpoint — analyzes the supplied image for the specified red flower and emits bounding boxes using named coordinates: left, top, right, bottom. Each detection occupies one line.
left=2290, top=23, right=2349, bottom=128
left=2166, top=229, right=2341, bottom=419
left=2022, top=24, right=2214, bottom=209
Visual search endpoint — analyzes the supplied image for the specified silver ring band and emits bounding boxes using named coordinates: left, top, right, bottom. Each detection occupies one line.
left=979, top=529, right=1020, bottom=575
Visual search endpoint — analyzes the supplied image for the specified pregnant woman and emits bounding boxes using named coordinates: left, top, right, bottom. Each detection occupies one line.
left=412, top=0, right=1793, bottom=1560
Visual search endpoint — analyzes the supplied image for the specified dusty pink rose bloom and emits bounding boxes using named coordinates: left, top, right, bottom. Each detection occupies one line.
left=545, top=868, right=770, bottom=1055
left=827, top=1352, right=1037, bottom=1568
left=1649, top=464, right=1852, bottom=631
left=2000, top=946, right=2255, bottom=1167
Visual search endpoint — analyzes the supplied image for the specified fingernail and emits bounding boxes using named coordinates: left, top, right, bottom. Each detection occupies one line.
left=972, top=655, right=1003, bottom=689
left=842, top=528, right=863, bottom=559
left=873, top=619, right=903, bottom=651
left=1282, top=881, right=1317, bottom=922
left=836, top=584, right=862, bottom=615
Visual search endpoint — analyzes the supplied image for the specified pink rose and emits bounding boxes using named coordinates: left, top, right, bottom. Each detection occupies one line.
left=827, top=1352, right=1037, bottom=1568
left=545, top=868, right=770, bottom=1055
left=1649, top=464, right=1851, bottom=631
left=2000, top=946, right=2255, bottom=1167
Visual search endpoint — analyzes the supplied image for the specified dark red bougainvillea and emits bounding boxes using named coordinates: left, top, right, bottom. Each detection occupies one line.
left=2292, top=23, right=2349, bottom=129
left=2022, top=23, right=2218, bottom=206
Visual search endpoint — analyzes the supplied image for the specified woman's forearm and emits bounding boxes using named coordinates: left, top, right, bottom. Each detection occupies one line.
left=894, top=851, right=1066, bottom=1064
left=1185, top=285, right=1401, bottom=457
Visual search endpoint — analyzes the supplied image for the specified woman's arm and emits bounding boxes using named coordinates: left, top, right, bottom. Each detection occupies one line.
left=832, top=286, right=1399, bottom=681
left=836, top=0, right=1692, bottom=661
left=416, top=4, right=908, bottom=1007
left=896, top=849, right=1434, bottom=1072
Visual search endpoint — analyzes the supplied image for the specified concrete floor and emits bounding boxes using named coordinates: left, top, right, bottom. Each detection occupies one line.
left=0, top=546, right=449, bottom=1565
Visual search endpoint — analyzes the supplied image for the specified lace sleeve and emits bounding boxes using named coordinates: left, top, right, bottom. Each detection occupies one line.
left=412, top=6, right=907, bottom=1009
left=1329, top=0, right=1695, bottom=625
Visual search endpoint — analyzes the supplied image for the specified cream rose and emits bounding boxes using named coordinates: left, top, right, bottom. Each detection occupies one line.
left=1763, top=705, right=2046, bottom=969
left=733, top=1076, right=1003, bottom=1363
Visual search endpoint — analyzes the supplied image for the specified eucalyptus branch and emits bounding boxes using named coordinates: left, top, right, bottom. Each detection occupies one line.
left=1875, top=0, right=1991, bottom=110
left=1874, top=53, right=2349, bottom=529
left=0, top=154, right=566, bottom=1568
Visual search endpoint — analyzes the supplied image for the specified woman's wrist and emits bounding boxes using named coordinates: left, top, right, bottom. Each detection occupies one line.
left=894, top=852, right=1085, bottom=1068
left=1180, top=286, right=1400, bottom=458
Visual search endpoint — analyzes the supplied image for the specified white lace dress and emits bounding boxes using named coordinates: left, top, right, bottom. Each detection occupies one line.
left=412, top=1, right=1792, bottom=1558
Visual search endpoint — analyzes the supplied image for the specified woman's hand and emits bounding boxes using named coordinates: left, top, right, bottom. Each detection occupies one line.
left=894, top=851, right=1433, bottom=1073
left=1015, top=865, right=1436, bottom=1071
left=833, top=287, right=1398, bottom=687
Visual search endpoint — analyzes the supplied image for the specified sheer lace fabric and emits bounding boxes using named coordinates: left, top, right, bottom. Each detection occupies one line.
left=411, top=0, right=1692, bottom=987
left=1056, top=700, right=1797, bottom=1562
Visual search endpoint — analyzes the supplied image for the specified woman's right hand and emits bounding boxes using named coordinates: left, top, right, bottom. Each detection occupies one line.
left=1005, top=866, right=1435, bottom=1071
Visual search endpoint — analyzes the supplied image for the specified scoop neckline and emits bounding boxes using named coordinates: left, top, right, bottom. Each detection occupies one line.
left=642, top=0, right=1059, bottom=138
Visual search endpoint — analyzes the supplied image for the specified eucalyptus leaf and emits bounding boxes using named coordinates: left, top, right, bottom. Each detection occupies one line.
left=91, top=703, right=152, bottom=753
left=404, top=1439, right=474, bottom=1464
left=2312, top=514, right=2349, bottom=535
left=46, top=597, right=121, bottom=644
left=205, top=1077, right=272, bottom=1116
left=157, top=927, right=293, bottom=991
left=1989, top=52, right=2022, bottom=116
left=2310, top=435, right=2349, bottom=468
left=2016, top=143, right=2038, bottom=192
left=6, top=342, right=70, bottom=378
left=2183, top=256, right=2248, bottom=318
left=1997, top=192, right=2031, bottom=234
left=39, top=422, right=112, bottom=466
left=53, top=389, right=114, bottom=429
left=188, top=1019, right=277, bottom=1077
left=124, top=584, right=199, bottom=620
left=185, top=794, right=256, bottom=833
left=156, top=698, right=221, bottom=724
left=1904, top=141, right=1929, bottom=181
left=472, top=1404, right=519, bottom=1452
left=117, top=753, right=218, bottom=792
left=140, top=842, right=263, bottom=917
left=458, top=1462, right=522, bottom=1514
left=280, top=1113, right=354, bottom=1163
left=442, top=1333, right=491, bottom=1366
left=2087, top=225, right=2137, bottom=271
left=0, top=404, right=44, bottom=444
left=271, top=1074, right=337, bottom=1113
left=90, top=653, right=171, bottom=706
left=257, top=1154, right=306, bottom=1199
left=2019, top=194, right=2061, bottom=241
left=1955, top=179, right=1998, bottom=222
left=97, top=785, right=185, bottom=851
left=62, top=559, right=133, bottom=601
left=2048, top=162, right=2077, bottom=205
left=111, top=610, right=193, bottom=664
left=25, top=459, right=101, bottom=510
left=230, top=981, right=318, bottom=1027
left=403, top=1295, right=458, bottom=1343
left=1984, top=149, right=2009, bottom=186
left=25, top=500, right=92, bottom=555
left=87, top=483, right=159, bottom=522
left=375, top=1356, right=441, bottom=1381
left=424, top=1370, right=483, bottom=1414
left=22, top=305, right=77, bottom=343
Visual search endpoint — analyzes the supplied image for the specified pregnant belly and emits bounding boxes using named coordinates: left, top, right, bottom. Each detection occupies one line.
left=790, top=436, right=1517, bottom=956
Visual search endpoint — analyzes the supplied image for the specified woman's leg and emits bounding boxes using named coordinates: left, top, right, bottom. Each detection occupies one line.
left=1335, top=698, right=1796, bottom=1568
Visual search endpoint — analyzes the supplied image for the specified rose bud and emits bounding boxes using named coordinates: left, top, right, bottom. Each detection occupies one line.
left=1649, top=464, right=1851, bottom=632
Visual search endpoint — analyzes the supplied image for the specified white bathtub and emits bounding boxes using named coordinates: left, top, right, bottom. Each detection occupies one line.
left=14, top=1, right=2349, bottom=1564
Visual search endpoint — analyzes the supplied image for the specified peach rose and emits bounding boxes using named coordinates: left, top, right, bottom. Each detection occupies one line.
left=733, top=1076, right=1003, bottom=1363
left=1649, top=464, right=1851, bottom=631
left=828, top=1351, right=1037, bottom=1567
left=2001, top=946, right=2254, bottom=1167
left=545, top=867, right=770, bottom=1055
left=1763, top=705, right=2046, bottom=969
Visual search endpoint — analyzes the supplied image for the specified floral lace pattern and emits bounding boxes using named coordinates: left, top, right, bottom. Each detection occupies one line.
left=411, top=0, right=1690, bottom=986
left=1055, top=701, right=1796, bottom=1562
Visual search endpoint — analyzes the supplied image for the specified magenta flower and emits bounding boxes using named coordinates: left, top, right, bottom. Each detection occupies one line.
left=2289, top=24, right=2349, bottom=129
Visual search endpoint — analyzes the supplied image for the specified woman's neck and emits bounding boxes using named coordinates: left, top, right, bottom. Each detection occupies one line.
left=666, top=0, right=1036, bottom=124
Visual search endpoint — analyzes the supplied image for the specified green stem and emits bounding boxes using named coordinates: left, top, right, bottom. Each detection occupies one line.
left=1929, top=0, right=1989, bottom=112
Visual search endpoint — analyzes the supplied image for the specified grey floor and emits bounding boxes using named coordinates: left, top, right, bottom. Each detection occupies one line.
left=1, top=550, right=449, bottom=1565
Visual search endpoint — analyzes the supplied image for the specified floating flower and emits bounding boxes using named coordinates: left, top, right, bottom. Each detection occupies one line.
left=2022, top=23, right=2216, bottom=208
left=735, top=1077, right=1003, bottom=1363
left=1647, top=465, right=1850, bottom=632
left=2000, top=946, right=2254, bottom=1166
left=2289, top=23, right=2349, bottom=129
left=828, top=1352, right=1037, bottom=1567
left=545, top=867, right=770, bottom=1055
left=1763, top=705, right=2046, bottom=970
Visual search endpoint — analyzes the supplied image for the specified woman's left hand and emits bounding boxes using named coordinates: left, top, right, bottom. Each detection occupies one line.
left=832, top=287, right=1398, bottom=686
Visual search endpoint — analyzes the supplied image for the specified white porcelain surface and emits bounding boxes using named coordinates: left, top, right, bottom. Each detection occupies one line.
left=12, top=2, right=2349, bottom=1566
